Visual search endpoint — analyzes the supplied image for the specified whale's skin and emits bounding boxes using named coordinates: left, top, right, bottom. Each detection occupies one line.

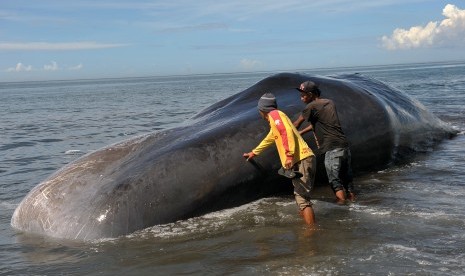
left=11, top=73, right=455, bottom=240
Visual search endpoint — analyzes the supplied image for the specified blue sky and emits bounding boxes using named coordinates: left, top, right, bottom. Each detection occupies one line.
left=1, top=0, right=465, bottom=82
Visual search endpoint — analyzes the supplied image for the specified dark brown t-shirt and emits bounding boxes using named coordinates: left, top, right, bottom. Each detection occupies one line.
left=302, top=98, right=348, bottom=154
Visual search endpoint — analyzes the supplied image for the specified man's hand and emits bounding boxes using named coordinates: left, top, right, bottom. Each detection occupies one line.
left=284, top=156, right=293, bottom=169
left=243, top=152, right=256, bottom=161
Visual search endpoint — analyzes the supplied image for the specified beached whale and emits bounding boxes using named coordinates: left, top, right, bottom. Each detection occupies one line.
left=11, top=73, right=455, bottom=240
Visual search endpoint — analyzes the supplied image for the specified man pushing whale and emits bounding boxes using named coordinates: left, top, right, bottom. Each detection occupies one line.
left=243, top=93, right=317, bottom=225
left=293, top=81, right=356, bottom=203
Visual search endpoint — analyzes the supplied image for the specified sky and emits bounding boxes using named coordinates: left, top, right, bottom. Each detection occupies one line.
left=1, top=0, right=465, bottom=82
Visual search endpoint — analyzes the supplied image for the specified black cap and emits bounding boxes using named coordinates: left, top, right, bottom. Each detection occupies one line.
left=257, top=93, right=277, bottom=112
left=296, top=81, right=320, bottom=96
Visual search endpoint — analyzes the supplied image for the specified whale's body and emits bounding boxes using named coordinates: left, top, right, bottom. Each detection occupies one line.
left=11, top=73, right=455, bottom=240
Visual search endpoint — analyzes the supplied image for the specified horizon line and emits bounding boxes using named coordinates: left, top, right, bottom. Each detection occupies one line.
left=1, top=59, right=464, bottom=85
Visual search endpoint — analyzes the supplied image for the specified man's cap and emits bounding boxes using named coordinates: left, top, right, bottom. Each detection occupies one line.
left=296, top=81, right=320, bottom=96
left=258, top=92, right=277, bottom=112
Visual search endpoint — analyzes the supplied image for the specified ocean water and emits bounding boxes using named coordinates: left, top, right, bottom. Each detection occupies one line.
left=1, top=61, right=464, bottom=275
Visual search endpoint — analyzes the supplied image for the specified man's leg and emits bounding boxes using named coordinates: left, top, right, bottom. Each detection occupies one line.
left=300, top=206, right=315, bottom=225
left=341, top=149, right=356, bottom=202
left=293, top=156, right=317, bottom=225
left=325, top=149, right=346, bottom=203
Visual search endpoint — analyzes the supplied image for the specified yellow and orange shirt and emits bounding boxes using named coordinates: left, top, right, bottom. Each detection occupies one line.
left=252, top=110, right=313, bottom=167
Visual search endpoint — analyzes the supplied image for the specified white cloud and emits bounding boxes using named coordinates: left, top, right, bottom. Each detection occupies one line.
left=44, top=61, right=59, bottom=71
left=158, top=22, right=228, bottom=33
left=382, top=4, right=465, bottom=50
left=240, top=58, right=262, bottom=70
left=6, top=61, right=85, bottom=73
left=142, top=0, right=429, bottom=19
left=68, top=63, right=83, bottom=70
left=0, top=41, right=128, bottom=51
left=6, top=63, right=32, bottom=72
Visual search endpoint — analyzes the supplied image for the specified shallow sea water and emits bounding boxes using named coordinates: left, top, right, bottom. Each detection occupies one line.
left=1, top=61, right=464, bottom=275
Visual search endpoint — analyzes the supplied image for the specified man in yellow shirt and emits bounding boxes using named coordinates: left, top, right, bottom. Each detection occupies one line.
left=243, top=93, right=317, bottom=225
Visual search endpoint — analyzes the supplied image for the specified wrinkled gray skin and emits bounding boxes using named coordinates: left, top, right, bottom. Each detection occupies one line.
left=11, top=73, right=456, bottom=240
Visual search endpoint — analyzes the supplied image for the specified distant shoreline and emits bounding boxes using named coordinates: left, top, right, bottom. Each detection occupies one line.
left=2, top=59, right=465, bottom=85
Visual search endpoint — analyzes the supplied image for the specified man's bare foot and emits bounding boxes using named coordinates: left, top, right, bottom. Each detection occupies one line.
left=347, top=192, right=356, bottom=202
